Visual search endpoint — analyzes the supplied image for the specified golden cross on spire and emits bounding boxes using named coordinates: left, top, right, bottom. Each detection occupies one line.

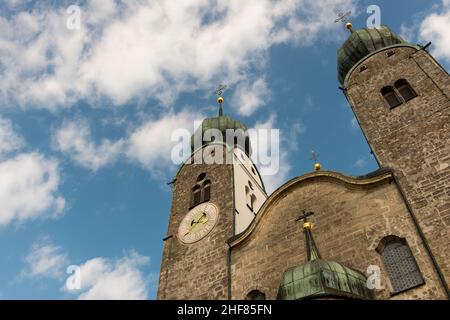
left=214, top=84, right=227, bottom=116
left=309, top=150, right=321, bottom=171
left=295, top=209, right=314, bottom=228
left=334, top=10, right=353, bottom=33
left=295, top=209, right=321, bottom=261
left=334, top=10, right=352, bottom=23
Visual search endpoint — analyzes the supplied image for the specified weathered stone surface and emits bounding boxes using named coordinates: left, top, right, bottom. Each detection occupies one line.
left=157, top=148, right=234, bottom=299
left=229, top=172, right=446, bottom=300
left=345, top=46, right=450, bottom=292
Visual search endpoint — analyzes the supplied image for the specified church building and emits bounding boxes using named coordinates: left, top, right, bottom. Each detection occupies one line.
left=157, top=23, right=450, bottom=300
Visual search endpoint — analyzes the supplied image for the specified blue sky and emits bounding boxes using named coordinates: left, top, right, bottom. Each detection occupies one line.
left=0, top=0, right=449, bottom=299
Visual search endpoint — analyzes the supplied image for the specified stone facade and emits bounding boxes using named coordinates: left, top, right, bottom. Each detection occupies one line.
left=157, top=147, right=234, bottom=299
left=229, top=171, right=446, bottom=300
left=344, top=46, right=450, bottom=290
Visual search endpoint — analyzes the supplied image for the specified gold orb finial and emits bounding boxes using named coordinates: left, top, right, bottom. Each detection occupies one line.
left=303, top=222, right=312, bottom=230
left=345, top=22, right=353, bottom=30
left=314, top=163, right=321, bottom=171
left=217, top=96, right=224, bottom=104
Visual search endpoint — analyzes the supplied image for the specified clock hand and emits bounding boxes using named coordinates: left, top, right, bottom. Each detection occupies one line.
left=184, top=212, right=207, bottom=236
left=192, top=212, right=207, bottom=225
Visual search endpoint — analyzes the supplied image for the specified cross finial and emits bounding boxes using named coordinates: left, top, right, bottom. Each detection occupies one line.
left=334, top=10, right=352, bottom=24
left=309, top=150, right=321, bottom=171
left=214, top=84, right=227, bottom=116
left=309, top=150, right=319, bottom=162
left=295, top=209, right=314, bottom=224
left=214, top=84, right=227, bottom=96
left=296, top=209, right=321, bottom=261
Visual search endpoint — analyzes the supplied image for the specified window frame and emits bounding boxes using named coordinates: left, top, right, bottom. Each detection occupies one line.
left=376, top=235, right=425, bottom=295
left=381, top=85, right=402, bottom=109
left=394, top=79, right=417, bottom=102
left=203, top=179, right=211, bottom=202
left=190, top=174, right=212, bottom=209
left=191, top=185, right=202, bottom=208
left=246, top=290, right=266, bottom=300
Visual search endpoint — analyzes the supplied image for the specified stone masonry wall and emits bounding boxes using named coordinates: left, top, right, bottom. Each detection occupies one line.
left=345, top=46, right=450, bottom=289
left=157, top=147, right=234, bottom=299
left=230, top=173, right=447, bottom=300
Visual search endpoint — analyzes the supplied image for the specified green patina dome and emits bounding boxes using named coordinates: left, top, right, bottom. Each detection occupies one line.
left=338, top=25, right=406, bottom=84
left=278, top=259, right=373, bottom=300
left=190, top=115, right=251, bottom=155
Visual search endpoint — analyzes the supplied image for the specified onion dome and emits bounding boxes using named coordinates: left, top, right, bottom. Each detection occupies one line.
left=190, top=97, right=251, bottom=155
left=278, top=259, right=373, bottom=300
left=277, top=218, right=373, bottom=300
left=337, top=24, right=407, bottom=85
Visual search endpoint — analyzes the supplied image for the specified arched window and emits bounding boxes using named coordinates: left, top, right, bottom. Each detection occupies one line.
left=245, top=185, right=250, bottom=205
left=376, top=235, right=424, bottom=294
left=203, top=180, right=211, bottom=202
left=192, top=185, right=201, bottom=207
left=395, top=79, right=417, bottom=102
left=250, top=194, right=257, bottom=212
left=381, top=86, right=402, bottom=108
left=245, top=183, right=256, bottom=212
left=246, top=290, right=266, bottom=300
left=191, top=174, right=212, bottom=208
left=245, top=136, right=251, bottom=155
left=197, top=173, right=206, bottom=182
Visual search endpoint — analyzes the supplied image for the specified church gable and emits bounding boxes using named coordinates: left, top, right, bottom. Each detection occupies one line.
left=229, top=170, right=444, bottom=299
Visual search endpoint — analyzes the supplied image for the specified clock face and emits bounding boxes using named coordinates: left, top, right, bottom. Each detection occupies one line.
left=178, top=202, right=219, bottom=244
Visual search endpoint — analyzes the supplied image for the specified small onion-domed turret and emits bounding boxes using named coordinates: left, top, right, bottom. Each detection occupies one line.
left=191, top=96, right=251, bottom=155
left=337, top=25, right=406, bottom=85
left=190, top=116, right=251, bottom=155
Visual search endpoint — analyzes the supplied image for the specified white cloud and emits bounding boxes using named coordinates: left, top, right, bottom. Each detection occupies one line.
left=353, top=157, right=367, bottom=169
left=22, top=236, right=69, bottom=279
left=0, top=116, right=65, bottom=227
left=231, top=77, right=269, bottom=116
left=126, top=110, right=202, bottom=175
left=0, top=152, right=65, bottom=227
left=73, top=251, right=150, bottom=300
left=250, top=114, right=304, bottom=193
left=54, top=120, right=124, bottom=171
left=20, top=237, right=151, bottom=300
left=0, top=116, right=24, bottom=157
left=286, top=120, right=306, bottom=151
left=0, top=0, right=357, bottom=109
left=53, top=111, right=203, bottom=176
left=261, top=150, right=291, bottom=194
left=420, top=0, right=450, bottom=62
left=399, top=23, right=416, bottom=43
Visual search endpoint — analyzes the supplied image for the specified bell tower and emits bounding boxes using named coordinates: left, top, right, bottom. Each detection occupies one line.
left=157, top=97, right=267, bottom=299
left=339, top=24, right=450, bottom=291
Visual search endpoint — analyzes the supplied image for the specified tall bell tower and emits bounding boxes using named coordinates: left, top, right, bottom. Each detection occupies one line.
left=339, top=23, right=450, bottom=291
left=157, top=97, right=267, bottom=299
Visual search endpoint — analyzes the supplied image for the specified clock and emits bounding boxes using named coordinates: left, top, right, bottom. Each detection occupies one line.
left=178, top=202, right=219, bottom=244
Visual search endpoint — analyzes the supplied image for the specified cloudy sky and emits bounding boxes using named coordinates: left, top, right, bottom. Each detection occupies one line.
left=0, top=0, right=449, bottom=299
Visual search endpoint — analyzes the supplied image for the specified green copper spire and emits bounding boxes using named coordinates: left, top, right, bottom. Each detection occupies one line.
left=277, top=210, right=374, bottom=300
left=303, top=221, right=321, bottom=261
